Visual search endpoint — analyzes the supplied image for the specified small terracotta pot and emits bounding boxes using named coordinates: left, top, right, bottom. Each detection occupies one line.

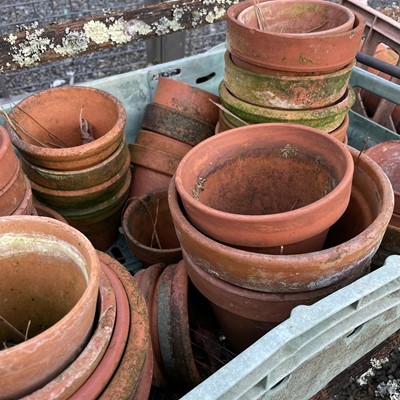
left=175, top=123, right=354, bottom=253
left=8, top=86, right=126, bottom=170
left=33, top=199, right=69, bottom=224
left=153, top=77, right=220, bottom=126
left=0, top=216, right=101, bottom=399
left=20, top=139, right=129, bottom=191
left=130, top=164, right=173, bottom=198
left=226, top=1, right=365, bottom=72
left=0, top=125, right=19, bottom=189
left=224, top=51, right=355, bottom=110
left=0, top=162, right=28, bottom=216
left=142, top=103, right=215, bottom=146
left=26, top=269, right=117, bottom=400
left=237, top=0, right=355, bottom=35
left=364, top=140, right=400, bottom=215
left=122, top=190, right=182, bottom=266
left=329, top=113, right=349, bottom=143
left=98, top=252, right=150, bottom=400
left=219, top=81, right=355, bottom=132
left=168, top=146, right=394, bottom=292
left=12, top=178, right=35, bottom=216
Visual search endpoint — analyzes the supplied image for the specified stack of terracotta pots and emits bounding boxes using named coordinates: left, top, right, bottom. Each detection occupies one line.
left=7, top=86, right=131, bottom=250
left=219, top=0, right=366, bottom=142
left=0, top=216, right=151, bottom=399
left=129, top=77, right=220, bottom=197
left=0, top=125, right=36, bottom=216
left=169, top=124, right=394, bottom=352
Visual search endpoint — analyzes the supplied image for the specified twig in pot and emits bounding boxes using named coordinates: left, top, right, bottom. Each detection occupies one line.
left=209, top=99, right=249, bottom=126
left=79, top=107, right=95, bottom=144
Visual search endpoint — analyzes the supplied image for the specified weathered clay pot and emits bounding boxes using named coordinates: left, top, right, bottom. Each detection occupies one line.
left=26, top=269, right=117, bottom=400
left=142, top=103, right=215, bottom=146
left=365, top=140, right=400, bottom=215
left=0, top=216, right=101, bottom=399
left=33, top=199, right=69, bottom=224
left=219, top=81, right=355, bottom=132
left=0, top=125, right=19, bottom=189
left=153, top=77, right=220, bottom=125
left=122, top=190, right=182, bottom=266
left=20, top=139, right=129, bottom=190
left=226, top=0, right=365, bottom=72
left=224, top=51, right=355, bottom=109
left=168, top=146, right=394, bottom=292
left=8, top=86, right=126, bottom=170
left=237, top=0, right=355, bottom=35
left=99, top=252, right=150, bottom=400
left=175, top=123, right=354, bottom=254
left=12, top=178, right=35, bottom=216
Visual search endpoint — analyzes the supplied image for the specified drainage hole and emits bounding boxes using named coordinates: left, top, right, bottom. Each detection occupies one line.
left=196, top=72, right=216, bottom=84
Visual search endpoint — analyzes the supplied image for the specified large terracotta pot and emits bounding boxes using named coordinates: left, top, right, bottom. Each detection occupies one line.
left=0, top=125, right=19, bottom=189
left=224, top=51, right=355, bottom=109
left=226, top=0, right=365, bottom=72
left=237, top=0, right=355, bottom=35
left=168, top=146, right=394, bottom=292
left=142, top=103, right=215, bottom=146
left=219, top=81, right=355, bottom=132
left=175, top=123, right=354, bottom=254
left=0, top=216, right=101, bottom=399
left=122, top=190, right=182, bottom=266
left=8, top=86, right=126, bottom=170
left=153, top=77, right=220, bottom=126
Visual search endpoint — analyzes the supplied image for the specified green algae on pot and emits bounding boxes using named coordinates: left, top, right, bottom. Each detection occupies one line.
left=0, top=216, right=101, bottom=399
left=224, top=51, right=355, bottom=109
left=168, top=146, right=394, bottom=292
left=219, top=81, right=355, bottom=132
left=175, top=123, right=354, bottom=254
left=7, top=86, right=126, bottom=171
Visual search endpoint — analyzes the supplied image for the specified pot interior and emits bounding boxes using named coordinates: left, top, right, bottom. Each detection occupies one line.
left=0, top=239, right=87, bottom=346
left=196, top=149, right=338, bottom=215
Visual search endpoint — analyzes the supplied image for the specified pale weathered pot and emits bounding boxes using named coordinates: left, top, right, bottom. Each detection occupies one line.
left=122, top=190, right=182, bottom=266
left=153, top=77, right=220, bottom=126
left=219, top=81, right=355, bottom=132
left=226, top=0, right=365, bottom=72
left=168, top=146, right=394, bottom=292
left=237, top=0, right=355, bottom=35
left=175, top=123, right=354, bottom=254
left=224, top=51, right=355, bottom=109
left=0, top=125, right=19, bottom=189
left=8, top=86, right=126, bottom=171
left=20, top=139, right=129, bottom=190
left=142, top=103, right=215, bottom=146
left=0, top=216, right=101, bottom=399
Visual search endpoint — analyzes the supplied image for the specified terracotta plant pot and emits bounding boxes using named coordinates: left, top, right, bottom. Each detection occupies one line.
left=33, top=199, right=69, bottom=224
left=99, top=251, right=150, bottom=400
left=219, top=81, right=355, bottom=132
left=224, top=51, right=355, bottom=109
left=142, top=103, right=215, bottom=146
left=12, top=178, right=36, bottom=216
left=8, top=86, right=126, bottom=170
left=237, top=0, right=355, bottom=35
left=364, top=140, right=400, bottom=215
left=329, top=113, right=349, bottom=143
left=226, top=0, right=365, bottom=72
left=20, top=138, right=129, bottom=190
left=168, top=146, right=394, bottom=292
left=175, top=123, right=354, bottom=254
left=122, top=190, right=182, bottom=266
left=0, top=216, right=101, bottom=398
left=26, top=269, right=117, bottom=400
left=0, top=125, right=19, bottom=189
left=153, top=77, right=220, bottom=126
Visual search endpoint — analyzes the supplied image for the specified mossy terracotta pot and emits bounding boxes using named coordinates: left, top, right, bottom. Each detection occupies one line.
left=153, top=77, right=220, bottom=126
left=219, top=81, right=355, bottom=132
left=122, top=190, right=182, bottom=266
left=224, top=51, right=355, bottom=109
left=237, top=0, right=355, bottom=35
left=8, top=86, right=126, bottom=171
left=226, top=0, right=365, bottom=72
left=20, top=138, right=129, bottom=191
left=0, top=125, right=19, bottom=189
left=169, top=146, right=394, bottom=292
left=0, top=216, right=101, bottom=399
left=142, top=103, right=215, bottom=146
left=175, top=123, right=354, bottom=254
left=365, top=140, right=400, bottom=215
